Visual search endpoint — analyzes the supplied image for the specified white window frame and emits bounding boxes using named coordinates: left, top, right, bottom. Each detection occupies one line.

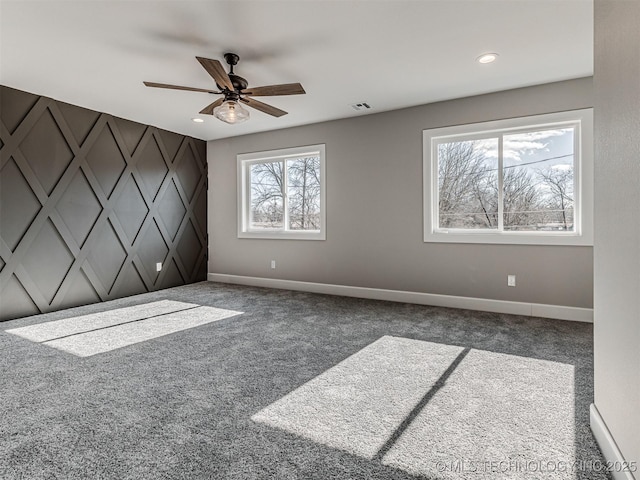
left=423, top=109, right=593, bottom=246
left=237, top=144, right=326, bottom=240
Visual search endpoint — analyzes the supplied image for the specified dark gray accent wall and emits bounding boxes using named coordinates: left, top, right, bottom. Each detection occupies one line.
left=0, top=86, right=207, bottom=321
left=593, top=0, right=640, bottom=469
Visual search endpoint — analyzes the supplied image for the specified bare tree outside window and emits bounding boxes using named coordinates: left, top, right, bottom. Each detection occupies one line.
left=250, top=162, right=284, bottom=229
left=437, top=127, right=575, bottom=232
left=503, top=128, right=574, bottom=231
left=502, top=167, right=543, bottom=230
left=288, top=156, right=321, bottom=230
left=537, top=167, right=574, bottom=230
left=438, top=140, right=498, bottom=229
left=249, top=156, right=321, bottom=231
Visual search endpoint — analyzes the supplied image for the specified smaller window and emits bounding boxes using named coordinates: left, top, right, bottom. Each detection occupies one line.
left=238, top=144, right=326, bottom=240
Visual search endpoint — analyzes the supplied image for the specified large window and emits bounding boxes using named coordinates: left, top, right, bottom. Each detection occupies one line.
left=423, top=109, right=593, bottom=245
left=238, top=144, right=326, bottom=240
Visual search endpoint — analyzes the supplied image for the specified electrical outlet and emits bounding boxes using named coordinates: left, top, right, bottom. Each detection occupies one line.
left=156, top=262, right=162, bottom=272
left=270, top=260, right=276, bottom=269
left=507, top=275, right=516, bottom=287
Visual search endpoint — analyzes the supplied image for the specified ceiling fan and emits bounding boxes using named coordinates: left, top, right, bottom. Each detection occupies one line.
left=144, top=53, right=305, bottom=124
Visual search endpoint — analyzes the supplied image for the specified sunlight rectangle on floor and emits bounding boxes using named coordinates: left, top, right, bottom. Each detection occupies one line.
left=252, top=336, right=465, bottom=459
left=252, top=335, right=576, bottom=479
left=42, top=306, right=242, bottom=357
left=6, top=300, right=198, bottom=342
left=381, top=349, right=575, bottom=479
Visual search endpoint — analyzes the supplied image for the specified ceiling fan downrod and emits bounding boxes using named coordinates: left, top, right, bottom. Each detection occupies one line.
left=223, top=53, right=248, bottom=92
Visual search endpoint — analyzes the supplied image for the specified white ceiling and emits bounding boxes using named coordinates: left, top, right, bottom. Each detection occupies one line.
left=0, top=0, right=593, bottom=141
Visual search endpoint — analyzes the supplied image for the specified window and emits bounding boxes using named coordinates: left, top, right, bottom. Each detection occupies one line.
left=423, top=109, right=593, bottom=245
left=238, top=144, right=326, bottom=240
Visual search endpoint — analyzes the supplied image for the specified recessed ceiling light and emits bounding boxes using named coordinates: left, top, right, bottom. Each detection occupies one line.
left=476, top=53, right=499, bottom=64
left=191, top=118, right=204, bottom=123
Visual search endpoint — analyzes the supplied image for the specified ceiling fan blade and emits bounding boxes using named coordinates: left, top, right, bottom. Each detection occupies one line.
left=143, top=81, right=220, bottom=94
left=243, top=83, right=306, bottom=96
left=199, top=98, right=224, bottom=115
left=196, top=56, right=234, bottom=91
left=240, top=97, right=287, bottom=117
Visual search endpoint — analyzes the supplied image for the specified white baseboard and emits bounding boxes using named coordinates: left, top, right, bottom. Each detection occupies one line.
left=590, top=404, right=637, bottom=480
left=207, top=273, right=593, bottom=322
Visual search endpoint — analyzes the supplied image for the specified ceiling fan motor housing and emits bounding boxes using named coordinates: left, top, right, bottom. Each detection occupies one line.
left=214, top=73, right=248, bottom=93
left=229, top=74, right=248, bottom=92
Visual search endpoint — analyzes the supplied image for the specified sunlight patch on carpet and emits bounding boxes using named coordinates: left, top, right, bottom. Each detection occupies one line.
left=6, top=302, right=242, bottom=357
left=252, top=336, right=576, bottom=479
left=251, top=336, right=465, bottom=459
left=6, top=300, right=198, bottom=342
left=381, top=349, right=575, bottom=479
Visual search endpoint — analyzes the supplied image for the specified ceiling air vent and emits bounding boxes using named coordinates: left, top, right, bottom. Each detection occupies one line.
left=350, top=102, right=372, bottom=111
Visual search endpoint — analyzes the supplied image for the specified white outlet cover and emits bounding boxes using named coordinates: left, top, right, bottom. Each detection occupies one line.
left=156, top=262, right=162, bottom=272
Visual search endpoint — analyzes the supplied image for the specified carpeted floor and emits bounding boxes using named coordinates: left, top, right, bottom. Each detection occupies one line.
left=0, top=281, right=609, bottom=479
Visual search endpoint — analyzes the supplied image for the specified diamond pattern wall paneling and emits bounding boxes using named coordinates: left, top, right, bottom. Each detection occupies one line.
left=0, top=86, right=208, bottom=321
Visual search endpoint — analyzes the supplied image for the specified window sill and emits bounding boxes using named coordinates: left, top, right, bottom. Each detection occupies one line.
left=238, top=230, right=325, bottom=241
left=424, top=231, right=593, bottom=246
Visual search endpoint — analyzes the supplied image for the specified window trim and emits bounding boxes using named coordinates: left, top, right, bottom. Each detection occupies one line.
left=423, top=109, right=593, bottom=245
left=237, top=144, right=326, bottom=240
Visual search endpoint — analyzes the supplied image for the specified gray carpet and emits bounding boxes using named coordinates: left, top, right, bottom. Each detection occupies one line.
left=0, top=281, right=609, bottom=479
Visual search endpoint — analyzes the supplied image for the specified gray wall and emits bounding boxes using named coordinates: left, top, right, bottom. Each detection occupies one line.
left=594, top=0, right=640, bottom=469
left=208, top=78, right=593, bottom=308
left=0, top=86, right=208, bottom=321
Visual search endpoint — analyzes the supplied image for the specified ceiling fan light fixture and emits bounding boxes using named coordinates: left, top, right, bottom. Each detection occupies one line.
left=214, top=99, right=250, bottom=124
